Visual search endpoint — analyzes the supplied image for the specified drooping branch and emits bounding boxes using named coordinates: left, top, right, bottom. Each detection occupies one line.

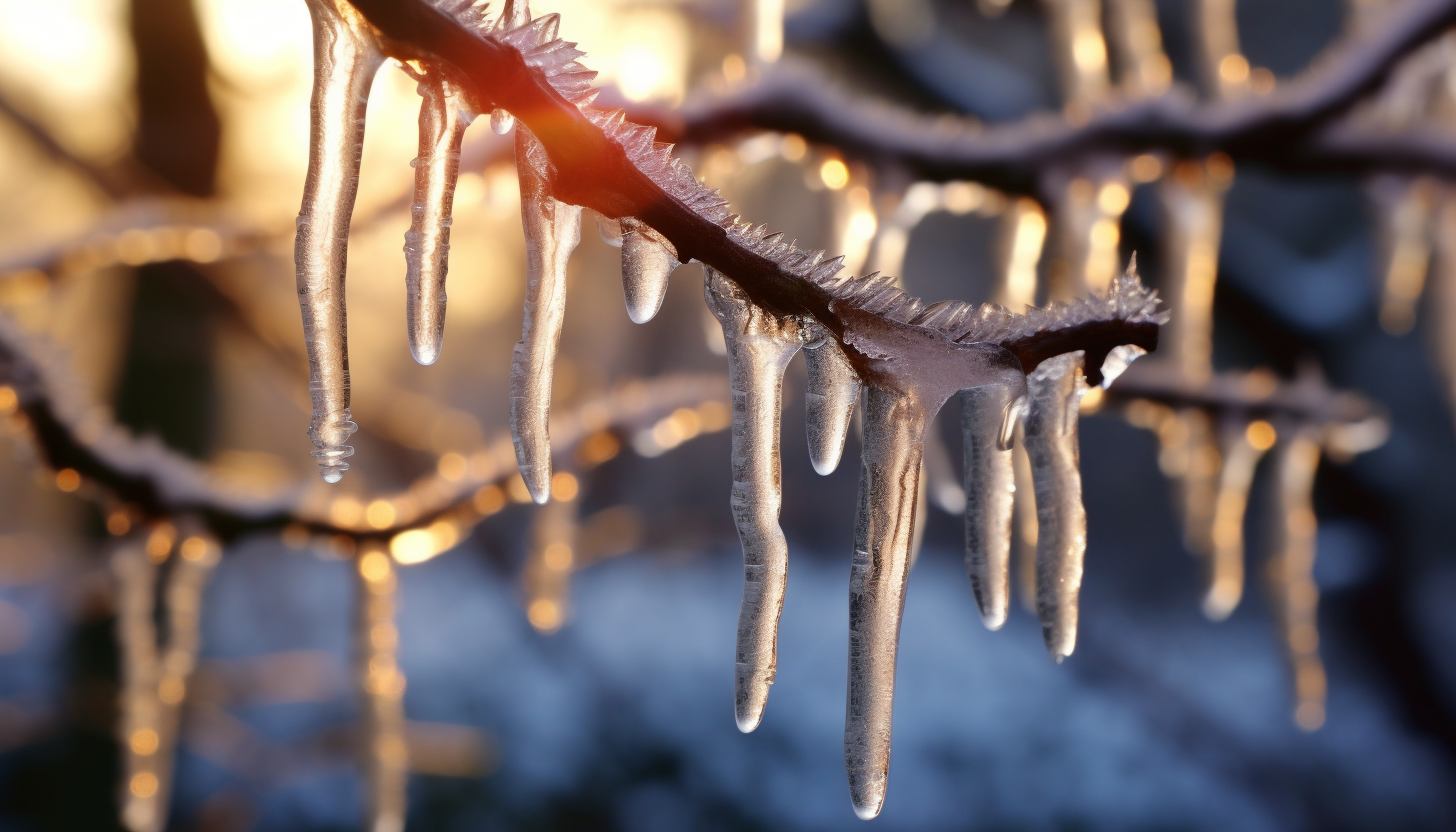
left=637, top=0, right=1456, bottom=193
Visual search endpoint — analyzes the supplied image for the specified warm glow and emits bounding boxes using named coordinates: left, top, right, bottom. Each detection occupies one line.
left=130, top=729, right=160, bottom=756
left=1219, top=53, right=1251, bottom=85
left=107, top=512, right=132, bottom=536
left=359, top=551, right=393, bottom=583
left=366, top=500, right=397, bottom=529
left=820, top=159, right=850, bottom=190
left=179, top=536, right=210, bottom=562
left=527, top=598, right=563, bottom=632
left=55, top=468, right=81, bottom=492
left=0, top=386, right=17, bottom=415
left=507, top=475, right=533, bottom=503
left=330, top=498, right=363, bottom=528
left=1097, top=183, right=1131, bottom=215
left=551, top=472, right=580, bottom=502
left=130, top=772, right=159, bottom=799
left=473, top=485, right=506, bottom=515
left=1246, top=420, right=1277, bottom=451
left=542, top=542, right=574, bottom=571
left=1130, top=154, right=1163, bottom=183
left=780, top=133, right=807, bottom=162
left=390, top=529, right=436, bottom=565
left=437, top=452, right=467, bottom=482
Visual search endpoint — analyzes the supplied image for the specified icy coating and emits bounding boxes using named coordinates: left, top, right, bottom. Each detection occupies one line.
left=960, top=384, right=1017, bottom=630
left=1023, top=352, right=1088, bottom=662
left=511, top=128, right=582, bottom=504
left=404, top=73, right=475, bottom=366
left=703, top=267, right=806, bottom=733
left=620, top=218, right=680, bottom=324
left=295, top=0, right=383, bottom=482
left=803, top=335, right=861, bottom=475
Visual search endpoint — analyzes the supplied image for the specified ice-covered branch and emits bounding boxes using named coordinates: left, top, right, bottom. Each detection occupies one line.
left=641, top=0, right=1456, bottom=193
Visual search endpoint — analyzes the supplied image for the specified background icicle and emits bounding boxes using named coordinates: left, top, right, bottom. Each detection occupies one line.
left=1023, top=352, right=1088, bottom=662
left=703, top=266, right=804, bottom=734
left=1203, top=418, right=1275, bottom=620
left=356, top=547, right=409, bottom=832
left=1267, top=428, right=1327, bottom=731
left=961, top=384, right=1017, bottom=630
left=404, top=73, right=474, bottom=366
left=511, top=128, right=582, bottom=504
left=620, top=218, right=679, bottom=324
left=295, top=0, right=383, bottom=483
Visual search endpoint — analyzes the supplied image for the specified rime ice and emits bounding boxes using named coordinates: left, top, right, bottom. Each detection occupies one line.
left=294, top=0, right=383, bottom=482
left=511, top=128, right=581, bottom=504
left=405, top=73, right=475, bottom=366
left=703, top=267, right=804, bottom=733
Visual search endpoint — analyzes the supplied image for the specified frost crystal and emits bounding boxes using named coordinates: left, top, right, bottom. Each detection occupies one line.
left=294, top=0, right=383, bottom=482
left=510, top=128, right=581, bottom=504
left=703, top=267, right=807, bottom=733
left=404, top=73, right=475, bottom=366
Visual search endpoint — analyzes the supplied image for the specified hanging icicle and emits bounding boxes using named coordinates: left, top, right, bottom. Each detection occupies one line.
left=510, top=127, right=583, bottom=504
left=1203, top=418, right=1275, bottom=620
left=704, top=266, right=806, bottom=733
left=404, top=72, right=475, bottom=366
left=960, top=386, right=1020, bottom=629
left=620, top=218, right=680, bottom=324
left=803, top=335, right=861, bottom=475
left=295, top=0, right=384, bottom=483
left=1266, top=428, right=1326, bottom=731
left=488, top=0, right=533, bottom=134
left=356, top=547, right=409, bottom=832
left=1023, top=352, right=1088, bottom=662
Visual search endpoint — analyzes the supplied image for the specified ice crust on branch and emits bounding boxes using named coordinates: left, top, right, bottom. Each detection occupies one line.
left=296, top=0, right=1166, bottom=816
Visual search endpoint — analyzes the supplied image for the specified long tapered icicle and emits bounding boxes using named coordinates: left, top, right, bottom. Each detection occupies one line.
left=803, top=335, right=861, bottom=475
left=960, top=385, right=1018, bottom=630
left=295, top=0, right=382, bottom=483
left=511, top=127, right=582, bottom=504
left=1267, top=428, right=1327, bottom=731
left=1023, top=352, right=1088, bottom=662
left=704, top=267, right=805, bottom=733
left=404, top=74, right=475, bottom=365
left=845, top=386, right=928, bottom=821
left=620, top=217, right=679, bottom=324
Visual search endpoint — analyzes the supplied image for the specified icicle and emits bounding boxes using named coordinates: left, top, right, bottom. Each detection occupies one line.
left=703, top=266, right=805, bottom=733
left=620, top=218, right=680, bottom=324
left=1372, top=175, right=1438, bottom=335
left=803, top=335, right=861, bottom=475
left=1266, top=428, right=1326, bottom=731
left=843, top=386, right=927, bottom=820
left=405, top=74, right=475, bottom=366
left=488, top=0, right=533, bottom=134
left=510, top=128, right=582, bottom=504
left=295, top=0, right=383, bottom=483
left=596, top=214, right=623, bottom=247
left=1012, top=434, right=1038, bottom=611
left=356, top=546, right=408, bottom=832
left=1023, top=352, right=1087, bottom=662
left=1203, top=418, right=1274, bottom=620
left=960, top=384, right=1017, bottom=630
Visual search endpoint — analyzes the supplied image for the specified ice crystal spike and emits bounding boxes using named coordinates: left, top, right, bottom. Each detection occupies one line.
left=703, top=267, right=805, bottom=734
left=620, top=218, right=680, bottom=324
left=1023, top=353, right=1088, bottom=661
left=510, top=128, right=581, bottom=504
left=295, top=0, right=383, bottom=483
left=803, top=336, right=861, bottom=475
left=961, top=383, right=1017, bottom=630
left=405, top=74, right=475, bottom=366
left=845, top=386, right=928, bottom=821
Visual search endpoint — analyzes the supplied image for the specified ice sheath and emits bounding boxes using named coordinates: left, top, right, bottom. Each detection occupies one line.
left=510, top=128, right=582, bottom=504
left=404, top=74, right=474, bottom=366
left=295, top=0, right=383, bottom=483
left=703, top=267, right=804, bottom=734
left=1023, top=352, right=1087, bottom=662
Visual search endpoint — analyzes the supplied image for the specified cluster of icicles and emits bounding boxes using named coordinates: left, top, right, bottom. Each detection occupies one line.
left=294, top=0, right=1163, bottom=818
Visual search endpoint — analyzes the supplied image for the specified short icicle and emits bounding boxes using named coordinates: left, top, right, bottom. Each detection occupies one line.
left=404, top=73, right=474, bottom=366
left=845, top=386, right=928, bottom=821
left=489, top=0, right=533, bottom=134
left=803, top=335, right=861, bottom=475
left=1202, top=418, right=1270, bottom=621
left=620, top=218, right=680, bottom=324
left=1023, top=352, right=1088, bottom=662
left=511, top=127, right=582, bottom=504
left=960, top=385, right=1019, bottom=630
left=703, top=266, right=805, bottom=734
left=295, top=0, right=383, bottom=483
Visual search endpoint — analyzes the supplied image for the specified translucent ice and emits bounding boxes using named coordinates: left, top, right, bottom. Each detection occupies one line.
left=1023, top=352, right=1087, bottom=662
left=295, top=0, right=383, bottom=482
left=1203, top=421, right=1269, bottom=621
left=620, top=218, right=679, bottom=324
left=703, top=266, right=805, bottom=733
left=488, top=0, right=532, bottom=134
left=510, top=128, right=582, bottom=504
left=404, top=74, right=475, bottom=366
left=960, top=384, right=1017, bottom=630
left=803, top=335, right=861, bottom=475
